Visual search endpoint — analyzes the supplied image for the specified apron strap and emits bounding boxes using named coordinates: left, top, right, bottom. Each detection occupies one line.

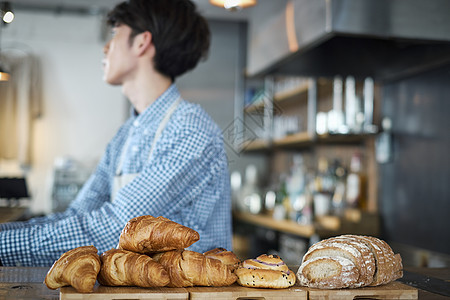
left=115, top=131, right=132, bottom=176
left=115, top=96, right=182, bottom=176
left=148, top=96, right=182, bottom=160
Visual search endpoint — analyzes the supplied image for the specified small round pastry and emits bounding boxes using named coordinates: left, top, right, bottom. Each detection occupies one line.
left=203, top=248, right=241, bottom=271
left=235, top=254, right=296, bottom=289
left=241, top=254, right=289, bottom=272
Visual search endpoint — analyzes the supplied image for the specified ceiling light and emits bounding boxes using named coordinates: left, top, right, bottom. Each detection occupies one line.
left=0, top=66, right=10, bottom=81
left=1, top=2, right=14, bottom=24
left=209, top=0, right=257, bottom=11
left=0, top=2, right=12, bottom=81
left=3, top=11, right=13, bottom=23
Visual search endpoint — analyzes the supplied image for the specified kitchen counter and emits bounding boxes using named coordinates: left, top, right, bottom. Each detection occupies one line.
left=0, top=266, right=448, bottom=299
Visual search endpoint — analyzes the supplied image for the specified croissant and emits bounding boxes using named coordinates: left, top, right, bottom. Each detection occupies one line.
left=44, top=245, right=100, bottom=293
left=152, top=249, right=237, bottom=287
left=98, top=249, right=170, bottom=287
left=118, top=215, right=200, bottom=254
left=203, top=247, right=241, bottom=271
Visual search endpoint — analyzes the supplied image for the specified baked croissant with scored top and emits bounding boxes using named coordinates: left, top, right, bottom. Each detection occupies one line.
left=98, top=249, right=170, bottom=287
left=44, top=245, right=100, bottom=293
left=118, top=215, right=200, bottom=254
left=152, top=249, right=237, bottom=287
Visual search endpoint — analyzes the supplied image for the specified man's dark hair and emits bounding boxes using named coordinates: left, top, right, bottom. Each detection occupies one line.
left=107, top=0, right=210, bottom=81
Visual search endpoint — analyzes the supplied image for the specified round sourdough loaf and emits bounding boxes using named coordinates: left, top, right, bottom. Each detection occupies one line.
left=302, top=238, right=373, bottom=288
left=297, top=234, right=403, bottom=289
left=297, top=256, right=359, bottom=289
left=323, top=236, right=376, bottom=287
left=360, top=235, right=403, bottom=285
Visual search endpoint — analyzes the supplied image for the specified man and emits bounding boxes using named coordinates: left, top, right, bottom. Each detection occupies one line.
left=0, top=0, right=232, bottom=266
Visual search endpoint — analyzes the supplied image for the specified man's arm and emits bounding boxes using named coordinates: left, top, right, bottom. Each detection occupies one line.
left=0, top=138, right=117, bottom=232
left=0, top=126, right=226, bottom=266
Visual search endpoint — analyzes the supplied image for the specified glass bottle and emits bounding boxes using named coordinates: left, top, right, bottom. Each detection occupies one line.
left=273, top=173, right=288, bottom=220
left=330, top=159, right=347, bottom=216
left=286, top=154, right=307, bottom=223
left=345, top=152, right=367, bottom=210
left=313, top=157, right=333, bottom=217
left=240, top=165, right=262, bottom=214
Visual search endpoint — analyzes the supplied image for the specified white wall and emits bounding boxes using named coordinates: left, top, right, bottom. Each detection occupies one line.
left=2, top=10, right=127, bottom=214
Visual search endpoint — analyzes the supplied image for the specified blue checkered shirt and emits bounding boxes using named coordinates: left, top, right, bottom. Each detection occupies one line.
left=0, top=84, right=232, bottom=266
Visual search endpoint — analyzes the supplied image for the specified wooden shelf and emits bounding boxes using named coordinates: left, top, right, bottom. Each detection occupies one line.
left=244, top=102, right=264, bottom=114
left=233, top=211, right=315, bottom=238
left=240, top=139, right=271, bottom=151
left=316, top=133, right=377, bottom=144
left=234, top=210, right=380, bottom=239
left=241, top=132, right=378, bottom=152
left=274, top=83, right=309, bottom=104
left=245, top=83, right=309, bottom=115
left=272, top=131, right=312, bottom=147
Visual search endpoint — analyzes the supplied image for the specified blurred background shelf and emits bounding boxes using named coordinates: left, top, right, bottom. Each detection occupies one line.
left=272, top=131, right=312, bottom=147
left=233, top=209, right=380, bottom=240
left=233, top=211, right=315, bottom=238
left=240, top=139, right=271, bottom=152
left=273, top=82, right=309, bottom=104
left=233, top=209, right=381, bottom=263
left=242, top=132, right=374, bottom=151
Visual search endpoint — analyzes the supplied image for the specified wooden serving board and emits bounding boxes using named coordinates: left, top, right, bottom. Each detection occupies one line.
left=60, top=281, right=417, bottom=300
left=306, top=282, right=418, bottom=300
left=188, top=284, right=307, bottom=300
left=60, top=283, right=305, bottom=300
left=61, top=285, right=189, bottom=300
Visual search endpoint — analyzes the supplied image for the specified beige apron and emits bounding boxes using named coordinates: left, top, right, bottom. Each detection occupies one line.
left=111, top=97, right=182, bottom=202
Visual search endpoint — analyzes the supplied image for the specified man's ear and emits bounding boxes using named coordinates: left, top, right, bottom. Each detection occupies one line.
left=134, top=31, right=153, bottom=57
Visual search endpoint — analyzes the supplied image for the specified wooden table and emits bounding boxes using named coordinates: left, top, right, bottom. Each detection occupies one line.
left=0, top=207, right=27, bottom=224
left=0, top=266, right=447, bottom=299
left=0, top=267, right=59, bottom=299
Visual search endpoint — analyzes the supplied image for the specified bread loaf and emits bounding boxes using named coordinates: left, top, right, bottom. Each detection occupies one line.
left=297, top=235, right=402, bottom=289
left=342, top=235, right=403, bottom=286
left=152, top=249, right=237, bottom=287
left=235, top=254, right=296, bottom=289
left=118, top=215, right=200, bottom=254
left=297, top=256, right=359, bottom=289
left=44, top=246, right=100, bottom=293
left=303, top=236, right=376, bottom=287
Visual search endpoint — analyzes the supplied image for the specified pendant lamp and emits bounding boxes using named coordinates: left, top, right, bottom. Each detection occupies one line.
left=209, top=0, right=257, bottom=10
left=0, top=1, right=14, bottom=81
left=0, top=65, right=9, bottom=81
